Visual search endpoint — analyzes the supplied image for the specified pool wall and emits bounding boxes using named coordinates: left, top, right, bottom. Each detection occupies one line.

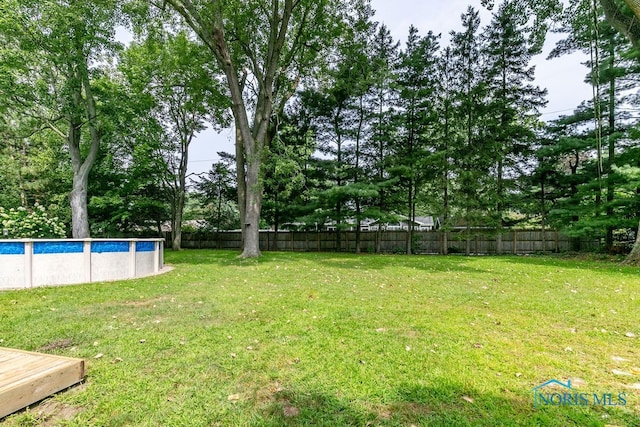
left=0, top=239, right=164, bottom=289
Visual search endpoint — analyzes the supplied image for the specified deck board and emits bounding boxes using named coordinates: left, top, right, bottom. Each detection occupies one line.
left=0, top=347, right=85, bottom=419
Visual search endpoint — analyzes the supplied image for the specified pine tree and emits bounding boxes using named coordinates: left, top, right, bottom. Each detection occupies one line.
left=544, top=0, right=640, bottom=252
left=434, top=47, right=457, bottom=254
left=393, top=26, right=441, bottom=254
left=449, top=6, right=488, bottom=255
left=367, top=24, right=400, bottom=253
left=301, top=3, right=377, bottom=251
left=482, top=0, right=548, bottom=253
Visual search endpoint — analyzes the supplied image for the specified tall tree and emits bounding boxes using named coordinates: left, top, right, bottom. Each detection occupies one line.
left=86, top=76, right=170, bottom=237
left=156, top=0, right=345, bottom=257
left=262, top=116, right=316, bottom=242
left=482, top=0, right=547, bottom=253
left=121, top=31, right=229, bottom=249
left=591, top=0, right=640, bottom=263
left=0, top=0, right=122, bottom=238
left=367, top=23, right=399, bottom=253
left=393, top=26, right=441, bottom=254
left=449, top=6, right=489, bottom=255
left=432, top=47, right=457, bottom=254
left=547, top=0, right=640, bottom=253
left=300, top=3, right=378, bottom=252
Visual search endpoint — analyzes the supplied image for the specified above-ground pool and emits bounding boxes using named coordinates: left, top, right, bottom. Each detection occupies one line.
left=0, top=238, right=164, bottom=289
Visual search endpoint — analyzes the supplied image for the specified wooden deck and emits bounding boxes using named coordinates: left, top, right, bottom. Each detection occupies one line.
left=0, top=347, right=85, bottom=419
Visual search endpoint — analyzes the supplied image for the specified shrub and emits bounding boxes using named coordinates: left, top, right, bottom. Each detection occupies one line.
left=0, top=204, right=67, bottom=239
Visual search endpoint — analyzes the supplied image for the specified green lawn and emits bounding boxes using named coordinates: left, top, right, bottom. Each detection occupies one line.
left=1, top=251, right=639, bottom=426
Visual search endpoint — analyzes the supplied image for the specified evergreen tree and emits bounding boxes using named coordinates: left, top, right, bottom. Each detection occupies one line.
left=262, top=114, right=317, bottom=239
left=392, top=26, right=441, bottom=254
left=431, top=47, right=457, bottom=254
left=544, top=0, right=640, bottom=252
left=193, top=152, right=239, bottom=232
left=482, top=0, right=548, bottom=252
left=302, top=4, right=377, bottom=252
left=367, top=23, right=400, bottom=253
left=449, top=6, right=488, bottom=255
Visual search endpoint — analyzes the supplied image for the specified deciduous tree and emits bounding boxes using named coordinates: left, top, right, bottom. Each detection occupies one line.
left=0, top=0, right=122, bottom=238
left=156, top=0, right=345, bottom=257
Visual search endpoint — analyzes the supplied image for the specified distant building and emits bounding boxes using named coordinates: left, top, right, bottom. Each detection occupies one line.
left=370, top=216, right=439, bottom=231
left=273, top=215, right=441, bottom=232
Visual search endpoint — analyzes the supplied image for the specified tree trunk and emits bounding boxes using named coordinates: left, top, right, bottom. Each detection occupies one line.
left=406, top=184, right=414, bottom=255
left=70, top=172, right=90, bottom=238
left=622, top=221, right=640, bottom=265
left=172, top=213, right=182, bottom=250
left=541, top=174, right=547, bottom=253
left=355, top=204, right=361, bottom=254
left=442, top=149, right=449, bottom=256
left=606, top=38, right=616, bottom=252
left=235, top=124, right=246, bottom=243
left=443, top=231, right=448, bottom=255
left=67, top=59, right=100, bottom=239
left=216, top=184, right=223, bottom=233
left=335, top=202, right=342, bottom=253
left=272, top=189, right=279, bottom=251
left=172, top=187, right=185, bottom=251
left=241, top=152, right=263, bottom=258
left=172, top=128, right=190, bottom=251
left=163, top=0, right=302, bottom=258
left=496, top=158, right=504, bottom=255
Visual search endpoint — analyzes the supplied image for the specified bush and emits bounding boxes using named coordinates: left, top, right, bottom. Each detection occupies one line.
left=0, top=204, right=67, bottom=238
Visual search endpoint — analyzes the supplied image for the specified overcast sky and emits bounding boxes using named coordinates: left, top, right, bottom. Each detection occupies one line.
left=187, top=0, right=592, bottom=176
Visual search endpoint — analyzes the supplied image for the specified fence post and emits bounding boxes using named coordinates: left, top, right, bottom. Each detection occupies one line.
left=24, top=240, right=33, bottom=288
left=83, top=240, right=92, bottom=283
left=129, top=241, right=136, bottom=278
left=513, top=231, right=517, bottom=255
left=153, top=240, right=160, bottom=273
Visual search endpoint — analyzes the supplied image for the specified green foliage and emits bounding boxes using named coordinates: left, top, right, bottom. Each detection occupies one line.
left=193, top=152, right=239, bottom=231
left=0, top=204, right=66, bottom=238
left=531, top=4, right=640, bottom=252
left=86, top=76, right=169, bottom=236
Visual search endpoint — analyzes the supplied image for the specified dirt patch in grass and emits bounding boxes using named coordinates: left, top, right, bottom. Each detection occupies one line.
left=31, top=398, right=85, bottom=426
left=120, top=296, right=169, bottom=307
left=39, top=338, right=74, bottom=352
left=369, top=401, right=432, bottom=422
left=282, top=402, right=300, bottom=418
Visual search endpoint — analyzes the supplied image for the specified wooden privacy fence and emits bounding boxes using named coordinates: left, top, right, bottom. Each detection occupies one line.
left=171, top=230, right=600, bottom=254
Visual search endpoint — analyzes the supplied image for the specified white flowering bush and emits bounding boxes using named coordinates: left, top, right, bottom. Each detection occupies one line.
left=0, top=204, right=67, bottom=238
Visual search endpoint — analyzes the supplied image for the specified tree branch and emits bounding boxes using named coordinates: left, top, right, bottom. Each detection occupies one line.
left=600, top=0, right=640, bottom=47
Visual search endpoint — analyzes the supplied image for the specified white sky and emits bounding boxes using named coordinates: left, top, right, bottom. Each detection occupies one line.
left=187, top=0, right=592, bottom=176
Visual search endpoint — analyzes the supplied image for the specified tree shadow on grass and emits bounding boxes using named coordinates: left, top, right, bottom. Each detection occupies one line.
left=309, top=256, right=489, bottom=276
left=491, top=254, right=639, bottom=276
left=248, top=380, right=629, bottom=427
left=164, top=249, right=637, bottom=280
left=166, top=249, right=488, bottom=274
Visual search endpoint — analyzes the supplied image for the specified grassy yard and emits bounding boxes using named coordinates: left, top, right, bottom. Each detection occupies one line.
left=1, top=251, right=639, bottom=426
